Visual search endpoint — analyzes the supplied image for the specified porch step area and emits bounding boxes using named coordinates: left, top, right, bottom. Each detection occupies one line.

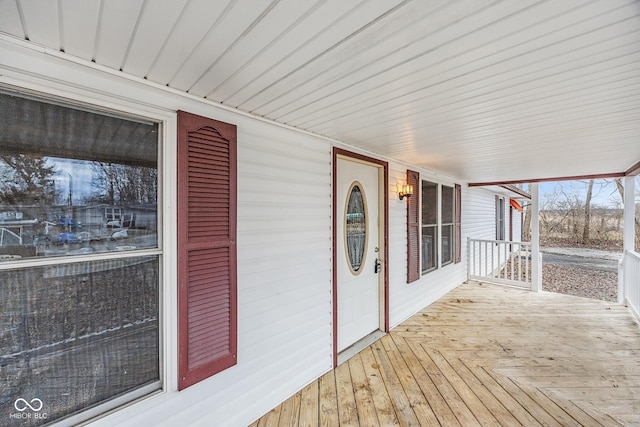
left=251, top=282, right=640, bottom=426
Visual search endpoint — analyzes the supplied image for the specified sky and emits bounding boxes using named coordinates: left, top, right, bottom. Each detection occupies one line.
left=45, top=158, right=640, bottom=209
left=50, top=158, right=94, bottom=204
left=538, top=177, right=640, bottom=209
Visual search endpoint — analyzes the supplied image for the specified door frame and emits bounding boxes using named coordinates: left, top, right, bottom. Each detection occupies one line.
left=332, top=147, right=389, bottom=367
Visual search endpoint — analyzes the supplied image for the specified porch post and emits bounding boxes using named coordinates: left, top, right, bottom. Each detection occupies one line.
left=620, top=176, right=635, bottom=304
left=623, top=176, right=635, bottom=253
left=530, top=183, right=542, bottom=292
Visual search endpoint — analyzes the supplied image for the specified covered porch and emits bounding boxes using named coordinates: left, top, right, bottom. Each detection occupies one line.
left=252, top=282, right=640, bottom=426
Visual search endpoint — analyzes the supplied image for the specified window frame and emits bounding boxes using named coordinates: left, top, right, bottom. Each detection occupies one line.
left=0, top=85, right=171, bottom=425
left=496, top=196, right=506, bottom=241
left=408, top=176, right=461, bottom=280
left=421, top=180, right=439, bottom=274
left=441, top=184, right=455, bottom=267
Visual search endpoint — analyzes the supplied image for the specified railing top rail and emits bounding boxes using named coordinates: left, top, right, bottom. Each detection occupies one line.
left=468, top=238, right=531, bottom=246
left=624, top=249, right=640, bottom=261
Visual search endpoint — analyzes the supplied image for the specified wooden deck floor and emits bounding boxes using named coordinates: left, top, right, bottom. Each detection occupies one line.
left=251, top=282, right=640, bottom=426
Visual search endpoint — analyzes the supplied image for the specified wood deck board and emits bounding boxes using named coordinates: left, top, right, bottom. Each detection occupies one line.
left=253, top=282, right=640, bottom=426
left=484, top=368, right=565, bottom=427
left=402, top=339, right=481, bottom=427
left=371, top=337, right=422, bottom=426
left=319, top=371, right=339, bottom=427
left=277, top=391, right=301, bottom=427
left=381, top=335, right=439, bottom=426
left=334, top=358, right=359, bottom=426
left=463, top=362, right=543, bottom=427
left=298, top=381, right=319, bottom=427
left=391, top=334, right=461, bottom=427
left=348, top=354, right=380, bottom=426
left=444, top=355, right=522, bottom=426
left=257, top=405, right=281, bottom=427
left=359, top=347, right=400, bottom=426
left=423, top=346, right=499, bottom=426
left=572, top=400, right=627, bottom=427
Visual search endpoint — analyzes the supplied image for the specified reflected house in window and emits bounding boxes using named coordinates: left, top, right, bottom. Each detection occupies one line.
left=421, top=180, right=438, bottom=273
left=0, top=91, right=161, bottom=423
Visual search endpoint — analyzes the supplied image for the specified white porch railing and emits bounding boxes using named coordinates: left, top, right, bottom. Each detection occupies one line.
left=622, top=250, right=640, bottom=320
left=0, top=227, right=22, bottom=245
left=468, top=238, right=532, bottom=288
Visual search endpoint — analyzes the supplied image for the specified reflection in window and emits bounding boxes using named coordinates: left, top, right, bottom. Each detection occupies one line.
left=0, top=257, right=159, bottom=423
left=496, top=196, right=505, bottom=241
left=346, top=183, right=366, bottom=273
left=0, top=92, right=158, bottom=260
left=421, top=181, right=438, bottom=273
left=441, top=185, right=454, bottom=266
left=0, top=91, right=160, bottom=425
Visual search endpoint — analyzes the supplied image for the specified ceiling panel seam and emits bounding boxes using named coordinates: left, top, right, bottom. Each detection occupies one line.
left=220, top=0, right=368, bottom=105
left=166, top=0, right=237, bottom=87
left=291, top=1, right=638, bottom=128
left=269, top=0, right=548, bottom=121
left=236, top=0, right=413, bottom=112
left=204, top=0, right=327, bottom=100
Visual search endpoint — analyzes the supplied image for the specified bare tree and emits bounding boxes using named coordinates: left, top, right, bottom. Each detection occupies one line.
left=90, top=162, right=157, bottom=205
left=614, top=178, right=624, bottom=202
left=0, top=154, right=57, bottom=206
left=582, top=179, right=594, bottom=243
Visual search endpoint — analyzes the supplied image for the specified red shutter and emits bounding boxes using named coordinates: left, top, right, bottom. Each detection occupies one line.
left=177, top=111, right=237, bottom=390
left=407, top=170, right=420, bottom=283
left=454, top=184, right=462, bottom=264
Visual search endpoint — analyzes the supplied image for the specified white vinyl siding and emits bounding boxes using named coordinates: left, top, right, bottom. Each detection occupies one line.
left=1, top=39, right=518, bottom=427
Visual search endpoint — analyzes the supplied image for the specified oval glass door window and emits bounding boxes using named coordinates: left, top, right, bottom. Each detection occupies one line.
left=345, top=182, right=367, bottom=274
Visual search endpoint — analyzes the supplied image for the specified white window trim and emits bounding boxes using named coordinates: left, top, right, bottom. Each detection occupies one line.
left=420, top=180, right=438, bottom=274
left=0, top=78, right=179, bottom=424
left=421, top=180, right=458, bottom=275
left=440, top=184, right=454, bottom=268
left=497, top=196, right=506, bottom=241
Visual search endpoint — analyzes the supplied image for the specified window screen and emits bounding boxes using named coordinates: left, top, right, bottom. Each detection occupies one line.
left=0, top=91, right=160, bottom=425
left=0, top=92, right=158, bottom=259
left=441, top=185, right=454, bottom=266
left=421, top=181, right=438, bottom=273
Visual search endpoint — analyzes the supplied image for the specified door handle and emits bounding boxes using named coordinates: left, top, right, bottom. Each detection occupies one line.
left=374, top=258, right=381, bottom=274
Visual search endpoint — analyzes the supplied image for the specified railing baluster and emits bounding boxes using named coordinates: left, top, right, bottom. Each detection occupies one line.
left=625, top=251, right=640, bottom=319
left=510, top=245, right=514, bottom=281
left=484, top=241, right=488, bottom=277
left=467, top=238, right=532, bottom=288
left=493, top=242, right=497, bottom=278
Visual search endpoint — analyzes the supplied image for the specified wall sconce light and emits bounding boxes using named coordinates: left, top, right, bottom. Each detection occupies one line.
left=398, top=183, right=414, bottom=200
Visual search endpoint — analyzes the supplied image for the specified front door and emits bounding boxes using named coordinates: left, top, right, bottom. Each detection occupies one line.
left=336, top=157, right=381, bottom=352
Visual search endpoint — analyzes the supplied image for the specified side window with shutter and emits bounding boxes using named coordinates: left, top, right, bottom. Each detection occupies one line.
left=496, top=196, right=505, bottom=241
left=177, top=111, right=237, bottom=390
left=406, top=170, right=420, bottom=283
left=454, top=184, right=462, bottom=264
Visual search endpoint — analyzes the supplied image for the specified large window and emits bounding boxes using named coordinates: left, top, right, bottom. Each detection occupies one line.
left=496, top=196, right=506, bottom=241
left=0, top=91, right=160, bottom=424
left=441, top=185, right=454, bottom=266
left=411, top=177, right=460, bottom=279
left=421, top=181, right=438, bottom=273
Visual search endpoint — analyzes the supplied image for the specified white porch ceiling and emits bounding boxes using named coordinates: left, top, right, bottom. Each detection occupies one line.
left=1, top=0, right=639, bottom=183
